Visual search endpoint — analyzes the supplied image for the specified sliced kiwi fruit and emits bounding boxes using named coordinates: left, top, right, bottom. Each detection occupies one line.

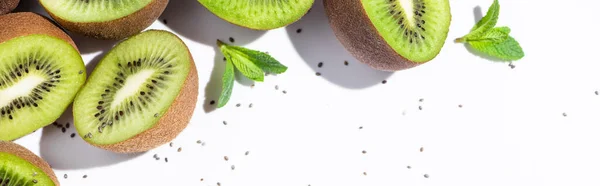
left=324, top=0, right=451, bottom=71
left=0, top=0, right=19, bottom=15
left=0, top=12, right=86, bottom=141
left=0, top=141, right=59, bottom=186
left=73, top=30, right=198, bottom=153
left=197, top=0, right=315, bottom=30
left=39, top=0, right=169, bottom=40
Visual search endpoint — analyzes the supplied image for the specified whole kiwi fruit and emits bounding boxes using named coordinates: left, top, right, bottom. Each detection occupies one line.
left=0, top=141, right=59, bottom=185
left=0, top=0, right=19, bottom=15
left=73, top=30, right=198, bottom=153
left=324, top=0, right=451, bottom=71
left=0, top=12, right=86, bottom=141
left=39, top=0, right=169, bottom=40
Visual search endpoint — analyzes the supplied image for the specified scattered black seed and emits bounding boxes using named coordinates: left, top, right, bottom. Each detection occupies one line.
left=249, top=103, right=253, bottom=108
left=229, top=37, right=235, bottom=43
left=282, top=90, right=287, bottom=94
left=153, top=154, right=158, bottom=158
left=165, top=158, right=168, bottom=162
left=83, top=175, right=87, bottom=178
left=595, top=91, right=599, bottom=95
left=64, top=174, right=68, bottom=179
left=245, top=151, right=249, bottom=156
left=163, top=19, right=167, bottom=24
left=66, top=123, right=70, bottom=128
left=359, top=126, right=363, bottom=129
left=362, top=150, right=367, bottom=154
left=458, top=104, right=463, bottom=108
left=296, top=28, right=302, bottom=33
left=316, top=72, right=321, bottom=76
left=223, top=57, right=227, bottom=61
left=420, top=147, right=424, bottom=152
left=563, top=113, right=567, bottom=117
left=197, top=140, right=202, bottom=144
left=318, top=62, right=323, bottom=68
left=223, top=121, right=227, bottom=125
left=210, top=100, right=216, bottom=105
left=200, top=178, right=204, bottom=181
left=170, top=142, right=174, bottom=147
left=217, top=182, right=221, bottom=186
left=70, top=133, right=75, bottom=138
left=509, top=63, right=516, bottom=69
left=275, top=85, right=279, bottom=90
left=407, top=166, right=412, bottom=169
left=344, top=61, right=349, bottom=66
left=236, top=103, right=241, bottom=107
left=231, top=165, right=235, bottom=170
left=61, top=128, right=66, bottom=133
left=363, top=172, right=367, bottom=176
left=224, top=156, right=229, bottom=161
left=419, top=98, right=424, bottom=102
left=418, top=106, right=423, bottom=110
left=382, top=80, right=387, bottom=84
left=424, top=174, right=429, bottom=178
left=178, top=147, right=182, bottom=152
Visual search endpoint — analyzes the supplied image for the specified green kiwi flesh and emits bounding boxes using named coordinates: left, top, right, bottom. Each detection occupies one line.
left=361, top=0, right=451, bottom=62
left=0, top=20, right=86, bottom=140
left=74, top=30, right=191, bottom=145
left=0, top=152, right=55, bottom=186
left=39, top=0, right=153, bottom=23
left=197, top=0, right=315, bottom=30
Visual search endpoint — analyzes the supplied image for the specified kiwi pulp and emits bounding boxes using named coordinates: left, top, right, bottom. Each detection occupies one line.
left=0, top=12, right=86, bottom=141
left=324, top=0, right=451, bottom=71
left=0, top=141, right=59, bottom=186
left=197, top=0, right=315, bottom=30
left=39, top=0, right=169, bottom=40
left=74, top=30, right=198, bottom=153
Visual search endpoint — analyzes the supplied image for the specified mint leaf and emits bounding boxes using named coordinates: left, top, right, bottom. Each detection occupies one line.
left=458, top=0, right=500, bottom=41
left=218, top=57, right=235, bottom=108
left=228, top=46, right=288, bottom=74
left=218, top=41, right=265, bottom=82
left=468, top=36, right=524, bottom=61
left=466, top=27, right=510, bottom=42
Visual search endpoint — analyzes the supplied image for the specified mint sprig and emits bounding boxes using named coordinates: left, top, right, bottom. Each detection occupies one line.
left=455, top=0, right=524, bottom=61
left=216, top=40, right=288, bottom=108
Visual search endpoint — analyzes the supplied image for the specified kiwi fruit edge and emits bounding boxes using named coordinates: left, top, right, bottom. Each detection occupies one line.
left=39, top=0, right=169, bottom=40
left=0, top=0, right=19, bottom=15
left=197, top=0, right=315, bottom=30
left=73, top=30, right=198, bottom=153
left=0, top=141, right=59, bottom=186
left=323, top=0, right=451, bottom=71
left=0, top=12, right=86, bottom=141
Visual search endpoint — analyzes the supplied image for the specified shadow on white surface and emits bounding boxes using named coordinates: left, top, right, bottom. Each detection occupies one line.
left=285, top=0, right=393, bottom=89
left=39, top=106, right=144, bottom=170
left=160, top=0, right=266, bottom=45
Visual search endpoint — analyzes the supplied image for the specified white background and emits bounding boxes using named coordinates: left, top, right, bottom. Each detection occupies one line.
left=9, top=0, right=600, bottom=185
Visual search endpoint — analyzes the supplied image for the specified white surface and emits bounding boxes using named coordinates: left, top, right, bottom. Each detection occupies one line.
left=10, top=0, right=600, bottom=185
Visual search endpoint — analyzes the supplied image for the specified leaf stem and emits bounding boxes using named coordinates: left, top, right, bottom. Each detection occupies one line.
left=454, top=37, right=466, bottom=43
left=216, top=39, right=225, bottom=47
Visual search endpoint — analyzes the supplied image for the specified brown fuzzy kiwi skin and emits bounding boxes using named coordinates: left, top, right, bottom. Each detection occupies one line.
left=323, top=0, right=420, bottom=72
left=0, top=0, right=19, bottom=15
left=0, top=12, right=78, bottom=52
left=40, top=0, right=169, bottom=40
left=0, top=141, right=60, bottom=186
left=87, top=31, right=198, bottom=153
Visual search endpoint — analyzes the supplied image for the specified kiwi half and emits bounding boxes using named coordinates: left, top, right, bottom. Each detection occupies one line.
left=324, top=0, right=451, bottom=71
left=0, top=12, right=86, bottom=141
left=197, top=0, right=314, bottom=30
left=0, top=0, right=19, bottom=15
left=74, top=30, right=198, bottom=153
left=0, top=141, right=59, bottom=186
left=39, top=0, right=169, bottom=40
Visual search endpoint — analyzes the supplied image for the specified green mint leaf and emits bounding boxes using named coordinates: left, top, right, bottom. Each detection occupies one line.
left=218, top=41, right=265, bottom=82
left=228, top=46, right=288, bottom=74
left=466, top=27, right=510, bottom=42
left=468, top=35, right=524, bottom=61
left=457, top=0, right=500, bottom=41
left=218, top=56, right=235, bottom=108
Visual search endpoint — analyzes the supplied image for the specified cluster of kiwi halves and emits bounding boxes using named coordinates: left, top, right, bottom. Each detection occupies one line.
left=1, top=12, right=198, bottom=154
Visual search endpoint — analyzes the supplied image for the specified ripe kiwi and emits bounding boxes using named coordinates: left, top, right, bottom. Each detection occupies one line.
left=324, top=0, right=451, bottom=71
left=73, top=30, right=198, bottom=153
left=0, top=0, right=19, bottom=15
left=197, top=0, right=315, bottom=30
left=39, top=0, right=169, bottom=40
left=0, top=12, right=86, bottom=141
left=0, top=141, right=59, bottom=186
